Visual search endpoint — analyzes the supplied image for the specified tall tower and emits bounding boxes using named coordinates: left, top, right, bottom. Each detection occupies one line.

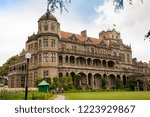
left=26, top=7, right=61, bottom=83
left=36, top=7, right=60, bottom=79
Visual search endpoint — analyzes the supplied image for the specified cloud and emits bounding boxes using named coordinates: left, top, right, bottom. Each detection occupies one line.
left=0, top=0, right=46, bottom=65
left=95, top=0, right=150, bottom=62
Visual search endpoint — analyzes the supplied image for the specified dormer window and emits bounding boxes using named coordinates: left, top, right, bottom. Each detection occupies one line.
left=44, top=25, right=48, bottom=31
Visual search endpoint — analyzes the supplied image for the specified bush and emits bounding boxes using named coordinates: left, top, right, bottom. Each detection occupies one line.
left=127, top=77, right=136, bottom=91
left=115, top=78, right=123, bottom=89
left=101, top=78, right=107, bottom=89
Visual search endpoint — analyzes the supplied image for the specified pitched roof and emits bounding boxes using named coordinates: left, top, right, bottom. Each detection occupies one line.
left=37, top=80, right=49, bottom=86
left=60, top=31, right=109, bottom=46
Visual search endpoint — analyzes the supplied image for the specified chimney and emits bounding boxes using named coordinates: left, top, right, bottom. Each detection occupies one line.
left=81, top=30, right=87, bottom=38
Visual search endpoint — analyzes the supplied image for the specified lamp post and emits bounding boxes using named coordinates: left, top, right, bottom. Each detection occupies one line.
left=25, top=53, right=31, bottom=100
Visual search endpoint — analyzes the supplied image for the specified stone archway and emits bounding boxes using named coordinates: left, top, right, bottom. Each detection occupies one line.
left=79, top=72, right=87, bottom=86
left=88, top=73, right=92, bottom=86
left=70, top=56, right=75, bottom=64
left=87, top=58, right=92, bottom=66
left=102, top=60, right=106, bottom=67
left=93, top=59, right=101, bottom=67
left=59, top=55, right=63, bottom=65
left=108, top=61, right=115, bottom=68
left=108, top=74, right=115, bottom=88
left=117, top=75, right=121, bottom=80
left=66, top=55, right=68, bottom=64
left=59, top=73, right=63, bottom=78
left=94, top=73, right=102, bottom=89
left=123, top=75, right=127, bottom=85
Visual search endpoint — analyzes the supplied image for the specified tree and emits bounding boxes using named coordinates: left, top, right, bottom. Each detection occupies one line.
left=74, top=74, right=82, bottom=89
left=115, top=78, right=123, bottom=89
left=113, top=0, right=143, bottom=10
left=101, top=78, right=108, bottom=89
left=59, top=76, right=73, bottom=90
left=48, top=0, right=71, bottom=13
left=53, top=77, right=60, bottom=87
left=0, top=55, right=19, bottom=76
left=127, top=77, right=136, bottom=91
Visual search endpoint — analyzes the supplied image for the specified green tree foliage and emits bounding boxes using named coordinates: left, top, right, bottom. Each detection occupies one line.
left=53, top=77, right=60, bottom=87
left=59, top=76, right=73, bottom=90
left=127, top=77, right=136, bottom=91
left=47, top=0, right=71, bottom=13
left=115, top=78, right=123, bottom=89
left=101, top=78, right=107, bottom=89
left=74, top=74, right=82, bottom=89
left=0, top=55, right=19, bottom=76
left=113, top=0, right=143, bottom=10
left=50, top=82, right=57, bottom=89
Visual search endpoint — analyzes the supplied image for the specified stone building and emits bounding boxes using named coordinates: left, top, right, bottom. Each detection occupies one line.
left=8, top=8, right=150, bottom=90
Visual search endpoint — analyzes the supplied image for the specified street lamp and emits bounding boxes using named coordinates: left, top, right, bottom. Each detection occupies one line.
left=25, top=53, right=31, bottom=100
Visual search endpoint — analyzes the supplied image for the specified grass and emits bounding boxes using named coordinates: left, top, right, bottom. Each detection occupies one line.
left=0, top=88, right=54, bottom=100
left=63, top=91, right=150, bottom=100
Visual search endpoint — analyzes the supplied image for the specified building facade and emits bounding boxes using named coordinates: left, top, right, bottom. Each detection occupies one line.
left=8, top=9, right=150, bottom=90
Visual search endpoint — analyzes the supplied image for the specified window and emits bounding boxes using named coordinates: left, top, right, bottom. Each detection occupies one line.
left=51, top=53, right=56, bottom=62
left=34, top=55, right=38, bottom=64
left=44, top=25, right=48, bottom=31
left=34, top=43, right=38, bottom=50
left=62, top=44, right=66, bottom=49
left=39, top=54, right=42, bottom=63
left=43, top=70, right=49, bottom=78
left=91, top=47, right=94, bottom=53
left=43, top=38, right=48, bottom=47
left=119, top=53, right=125, bottom=62
left=127, top=54, right=130, bottom=63
left=43, top=53, right=49, bottom=62
left=51, top=39, right=55, bottom=47
left=31, top=44, right=33, bottom=50
left=72, top=46, right=77, bottom=51
left=21, top=77, right=25, bottom=88
left=87, top=47, right=89, bottom=52
left=39, top=40, right=42, bottom=48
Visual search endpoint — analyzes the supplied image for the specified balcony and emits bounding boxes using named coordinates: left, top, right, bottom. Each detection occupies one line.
left=58, top=48, right=120, bottom=60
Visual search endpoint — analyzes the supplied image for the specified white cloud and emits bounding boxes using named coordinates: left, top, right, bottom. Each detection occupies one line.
left=0, top=0, right=46, bottom=65
left=95, top=0, right=150, bottom=62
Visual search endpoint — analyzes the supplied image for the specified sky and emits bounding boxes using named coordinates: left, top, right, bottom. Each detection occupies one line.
left=0, top=0, right=150, bottom=66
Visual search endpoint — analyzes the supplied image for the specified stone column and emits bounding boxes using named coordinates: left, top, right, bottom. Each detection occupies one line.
left=63, top=55, right=66, bottom=65
left=86, top=76, right=89, bottom=86
left=91, top=75, right=95, bottom=89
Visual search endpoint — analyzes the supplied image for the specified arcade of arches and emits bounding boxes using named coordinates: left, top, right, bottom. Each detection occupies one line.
left=58, top=55, right=116, bottom=68
left=58, top=55, right=146, bottom=90
left=59, top=72, right=129, bottom=89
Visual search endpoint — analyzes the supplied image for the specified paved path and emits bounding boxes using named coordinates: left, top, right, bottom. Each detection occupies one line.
left=54, top=95, right=65, bottom=100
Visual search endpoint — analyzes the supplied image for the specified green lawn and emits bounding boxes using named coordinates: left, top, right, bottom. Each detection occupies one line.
left=63, top=91, right=150, bottom=100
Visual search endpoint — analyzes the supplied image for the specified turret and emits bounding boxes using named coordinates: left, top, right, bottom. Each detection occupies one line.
left=38, top=8, right=60, bottom=36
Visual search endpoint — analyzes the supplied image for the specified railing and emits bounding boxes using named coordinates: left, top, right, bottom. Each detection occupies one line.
left=58, top=48, right=120, bottom=60
left=9, top=70, right=26, bottom=75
